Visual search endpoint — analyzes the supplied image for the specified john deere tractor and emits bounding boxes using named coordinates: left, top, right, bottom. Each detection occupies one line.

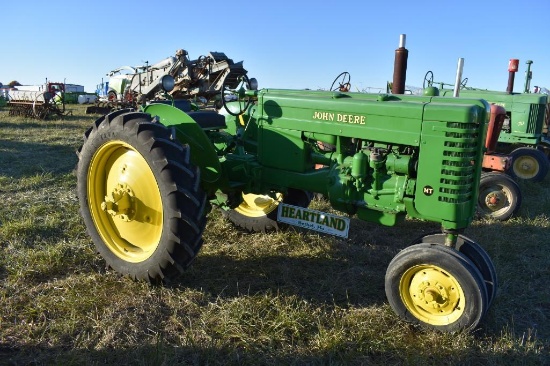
left=77, top=41, right=499, bottom=332
left=76, top=79, right=499, bottom=332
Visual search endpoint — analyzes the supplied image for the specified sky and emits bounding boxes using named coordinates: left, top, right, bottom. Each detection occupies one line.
left=1, top=0, right=549, bottom=94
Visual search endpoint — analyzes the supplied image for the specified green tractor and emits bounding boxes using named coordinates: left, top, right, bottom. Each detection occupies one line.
left=424, top=59, right=550, bottom=182
left=77, top=43, right=500, bottom=333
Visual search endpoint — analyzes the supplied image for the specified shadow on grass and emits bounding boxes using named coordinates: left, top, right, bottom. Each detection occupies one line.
left=182, top=249, right=389, bottom=307
left=0, top=263, right=6, bottom=282
left=167, top=219, right=449, bottom=309
left=0, top=337, right=545, bottom=366
left=164, top=215, right=550, bottom=339
left=0, top=121, right=48, bottom=130
left=2, top=218, right=549, bottom=363
left=0, top=139, right=77, bottom=179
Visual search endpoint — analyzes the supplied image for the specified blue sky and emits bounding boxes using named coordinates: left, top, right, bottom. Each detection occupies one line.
left=1, top=1, right=548, bottom=94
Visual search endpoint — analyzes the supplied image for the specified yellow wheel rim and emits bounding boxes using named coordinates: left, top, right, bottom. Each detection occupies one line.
left=513, top=155, right=539, bottom=179
left=399, top=264, right=465, bottom=326
left=87, top=140, right=163, bottom=263
left=234, top=193, right=283, bottom=217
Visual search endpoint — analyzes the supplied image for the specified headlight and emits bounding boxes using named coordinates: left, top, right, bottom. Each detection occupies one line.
left=160, top=75, right=175, bottom=92
left=249, top=77, right=259, bottom=90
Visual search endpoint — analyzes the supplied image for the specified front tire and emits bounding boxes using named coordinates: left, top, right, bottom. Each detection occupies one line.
left=477, top=172, right=522, bottom=221
left=410, top=233, right=498, bottom=307
left=76, top=110, right=207, bottom=283
left=385, top=243, right=489, bottom=332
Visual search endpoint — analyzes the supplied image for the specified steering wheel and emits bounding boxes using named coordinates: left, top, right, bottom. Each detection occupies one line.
left=222, top=74, right=253, bottom=116
left=330, top=72, right=351, bottom=92
left=461, top=77, right=468, bottom=89
left=423, top=71, right=434, bottom=88
left=193, top=55, right=210, bottom=77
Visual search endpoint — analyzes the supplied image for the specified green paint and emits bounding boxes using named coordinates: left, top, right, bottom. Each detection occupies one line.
left=146, top=87, right=489, bottom=232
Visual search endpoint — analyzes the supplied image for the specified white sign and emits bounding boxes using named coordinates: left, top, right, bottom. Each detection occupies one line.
left=277, top=203, right=350, bottom=238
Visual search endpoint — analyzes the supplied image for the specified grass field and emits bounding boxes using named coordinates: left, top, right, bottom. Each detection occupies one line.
left=0, top=105, right=549, bottom=365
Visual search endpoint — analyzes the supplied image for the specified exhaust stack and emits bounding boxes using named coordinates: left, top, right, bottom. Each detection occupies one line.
left=523, top=60, right=533, bottom=93
left=453, top=58, right=465, bottom=97
left=392, top=34, right=408, bottom=94
left=507, top=59, right=519, bottom=94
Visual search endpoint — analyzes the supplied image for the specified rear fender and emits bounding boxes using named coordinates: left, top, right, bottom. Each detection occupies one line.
left=143, top=103, right=221, bottom=183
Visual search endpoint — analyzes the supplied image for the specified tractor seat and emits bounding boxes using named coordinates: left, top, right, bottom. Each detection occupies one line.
left=188, top=111, right=227, bottom=130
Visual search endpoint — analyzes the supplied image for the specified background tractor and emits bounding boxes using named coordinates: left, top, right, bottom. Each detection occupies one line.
left=77, top=36, right=499, bottom=332
left=389, top=48, right=521, bottom=221
left=424, top=59, right=550, bottom=182
left=421, top=58, right=522, bottom=221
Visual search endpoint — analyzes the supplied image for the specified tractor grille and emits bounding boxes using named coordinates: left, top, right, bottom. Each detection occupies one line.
left=438, top=122, right=479, bottom=204
left=544, top=103, right=550, bottom=134
left=526, top=103, right=546, bottom=135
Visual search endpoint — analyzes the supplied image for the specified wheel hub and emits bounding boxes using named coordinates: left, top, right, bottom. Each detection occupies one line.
left=101, top=183, right=136, bottom=222
left=403, top=265, right=463, bottom=319
left=519, top=160, right=533, bottom=171
left=514, top=156, right=538, bottom=178
left=485, top=191, right=506, bottom=210
left=414, top=280, right=453, bottom=310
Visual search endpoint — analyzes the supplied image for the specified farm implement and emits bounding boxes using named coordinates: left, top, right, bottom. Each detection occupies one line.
left=7, top=82, right=66, bottom=119
left=77, top=36, right=499, bottom=332
left=86, top=48, right=248, bottom=115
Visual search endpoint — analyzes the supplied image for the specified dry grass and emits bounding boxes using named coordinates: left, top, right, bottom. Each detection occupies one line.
left=0, top=105, right=548, bottom=365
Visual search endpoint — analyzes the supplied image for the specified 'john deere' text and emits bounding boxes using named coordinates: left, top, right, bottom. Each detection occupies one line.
left=312, top=111, right=366, bottom=124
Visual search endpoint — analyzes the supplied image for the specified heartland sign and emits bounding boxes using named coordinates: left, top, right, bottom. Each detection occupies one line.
left=277, top=203, right=350, bottom=238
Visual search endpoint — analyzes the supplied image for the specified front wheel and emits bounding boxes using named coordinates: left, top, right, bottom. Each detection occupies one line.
left=409, top=233, right=498, bottom=307
left=477, top=172, right=522, bottom=221
left=385, top=243, right=489, bottom=332
left=76, top=110, right=208, bottom=283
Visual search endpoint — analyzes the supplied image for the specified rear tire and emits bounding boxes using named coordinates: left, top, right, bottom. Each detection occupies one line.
left=508, top=147, right=549, bottom=181
left=226, top=188, right=312, bottom=233
left=76, top=110, right=207, bottom=283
